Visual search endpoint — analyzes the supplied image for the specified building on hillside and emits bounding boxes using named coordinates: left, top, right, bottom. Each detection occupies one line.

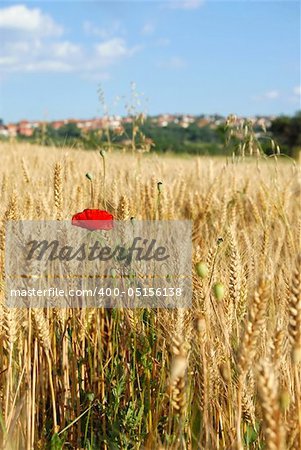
left=0, top=123, right=9, bottom=137
left=6, top=124, right=18, bottom=137
left=52, top=121, right=65, bottom=130
left=18, top=120, right=34, bottom=137
left=197, top=118, right=210, bottom=128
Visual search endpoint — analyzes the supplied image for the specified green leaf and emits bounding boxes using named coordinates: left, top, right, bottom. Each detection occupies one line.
left=50, top=433, right=63, bottom=450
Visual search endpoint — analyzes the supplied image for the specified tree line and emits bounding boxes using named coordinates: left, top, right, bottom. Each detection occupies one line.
left=7, top=111, right=301, bottom=157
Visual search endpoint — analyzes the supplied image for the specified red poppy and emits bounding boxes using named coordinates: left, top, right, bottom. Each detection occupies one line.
left=72, top=209, right=113, bottom=231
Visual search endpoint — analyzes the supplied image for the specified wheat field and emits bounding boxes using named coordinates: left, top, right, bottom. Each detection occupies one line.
left=0, top=142, right=300, bottom=450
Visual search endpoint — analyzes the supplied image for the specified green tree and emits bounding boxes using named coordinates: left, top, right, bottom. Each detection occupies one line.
left=57, top=123, right=81, bottom=139
left=269, top=111, right=301, bottom=156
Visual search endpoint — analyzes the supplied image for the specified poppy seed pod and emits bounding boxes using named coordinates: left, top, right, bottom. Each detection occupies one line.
left=87, top=393, right=95, bottom=402
left=195, top=261, right=208, bottom=279
left=213, top=282, right=225, bottom=301
left=99, top=149, right=106, bottom=158
left=157, top=181, right=163, bottom=193
left=86, top=173, right=93, bottom=181
left=110, top=268, right=117, bottom=279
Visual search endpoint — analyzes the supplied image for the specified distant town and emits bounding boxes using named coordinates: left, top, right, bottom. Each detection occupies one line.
left=1, top=112, right=299, bottom=158
left=0, top=113, right=275, bottom=138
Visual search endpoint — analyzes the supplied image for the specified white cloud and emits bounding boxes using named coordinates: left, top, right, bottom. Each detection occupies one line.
left=4, top=38, right=43, bottom=58
left=95, top=38, right=140, bottom=64
left=252, top=87, right=301, bottom=104
left=158, top=56, right=186, bottom=69
left=0, top=56, right=18, bottom=67
left=290, top=86, right=301, bottom=104
left=51, top=41, right=82, bottom=59
left=6, top=41, right=31, bottom=53
left=252, top=90, right=280, bottom=101
left=0, top=4, right=63, bottom=36
left=264, top=90, right=279, bottom=99
left=167, top=0, right=204, bottom=10
left=83, top=20, right=122, bottom=39
left=1, top=35, right=140, bottom=76
left=156, top=38, right=171, bottom=47
left=21, top=60, right=74, bottom=73
left=141, top=23, right=155, bottom=35
left=0, top=6, right=141, bottom=78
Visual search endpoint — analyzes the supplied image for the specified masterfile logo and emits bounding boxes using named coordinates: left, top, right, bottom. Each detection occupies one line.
left=5, top=220, right=192, bottom=308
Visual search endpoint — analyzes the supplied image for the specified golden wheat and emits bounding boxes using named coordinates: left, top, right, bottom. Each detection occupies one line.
left=0, top=142, right=300, bottom=449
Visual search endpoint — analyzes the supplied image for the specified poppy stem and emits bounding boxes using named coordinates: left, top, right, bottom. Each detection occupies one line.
left=99, top=150, right=107, bottom=210
left=90, top=182, right=94, bottom=207
left=85, top=173, right=94, bottom=206
left=156, top=182, right=163, bottom=220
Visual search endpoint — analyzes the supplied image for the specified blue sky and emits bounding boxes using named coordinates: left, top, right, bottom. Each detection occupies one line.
left=0, top=0, right=300, bottom=122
